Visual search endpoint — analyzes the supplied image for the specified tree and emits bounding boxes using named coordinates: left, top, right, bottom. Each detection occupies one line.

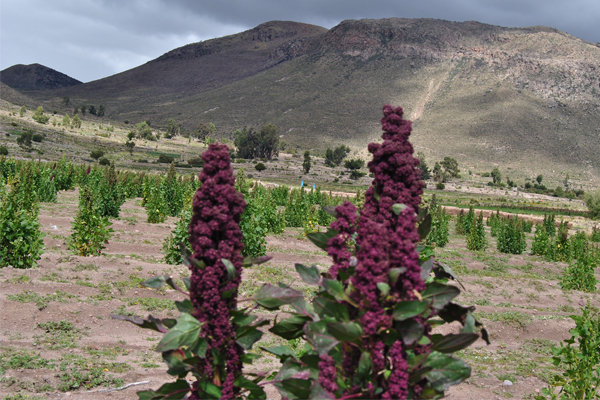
left=585, top=190, right=600, bottom=219
left=491, top=167, right=502, bottom=185
left=440, top=156, right=460, bottom=180
left=90, top=150, right=104, bottom=160
left=80, top=105, right=86, bottom=115
left=536, top=174, right=543, bottom=184
left=32, top=106, right=49, bottom=124
left=234, top=124, right=279, bottom=160
left=88, top=105, right=97, bottom=115
left=165, top=118, right=181, bottom=139
left=17, top=129, right=33, bottom=149
left=71, top=114, right=81, bottom=128
left=417, top=152, right=431, bottom=180
left=19, top=105, right=26, bottom=117
left=433, top=162, right=443, bottom=182
left=125, top=140, right=135, bottom=154
left=344, top=158, right=365, bottom=180
left=325, top=145, right=350, bottom=167
left=303, top=150, right=311, bottom=174
left=97, top=105, right=105, bottom=117
left=136, top=121, right=154, bottom=140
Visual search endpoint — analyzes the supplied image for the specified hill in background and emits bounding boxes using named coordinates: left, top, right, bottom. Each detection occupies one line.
left=2, top=18, right=599, bottom=185
left=0, top=63, right=82, bottom=91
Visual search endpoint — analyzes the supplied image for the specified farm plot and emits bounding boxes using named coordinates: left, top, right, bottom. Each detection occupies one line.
left=0, top=189, right=598, bottom=400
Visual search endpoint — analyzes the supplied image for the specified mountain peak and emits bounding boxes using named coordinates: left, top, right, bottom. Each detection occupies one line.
left=0, top=63, right=81, bottom=91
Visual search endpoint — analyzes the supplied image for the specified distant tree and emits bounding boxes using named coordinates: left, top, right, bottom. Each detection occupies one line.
left=417, top=152, right=431, bottom=180
left=536, top=175, right=543, bottom=184
left=433, top=162, right=443, bottom=182
left=32, top=106, right=49, bottom=124
left=88, top=105, right=97, bottom=116
left=80, top=105, right=86, bottom=115
left=165, top=118, right=181, bottom=139
left=344, top=158, right=365, bottom=180
left=127, top=130, right=136, bottom=141
left=303, top=150, right=311, bottom=174
left=491, top=167, right=502, bottom=185
left=325, top=145, right=350, bottom=167
left=97, top=105, right=105, bottom=117
left=125, top=140, right=135, bottom=154
left=258, top=123, right=279, bottom=160
left=136, top=121, right=154, bottom=140
left=563, top=174, right=570, bottom=191
left=71, top=114, right=82, bottom=129
left=90, top=150, right=104, bottom=160
left=234, top=124, right=279, bottom=160
left=440, top=156, right=460, bottom=180
left=255, top=162, right=266, bottom=172
left=19, top=105, right=26, bottom=117
left=17, top=129, right=33, bottom=149
left=72, top=106, right=79, bottom=115
left=584, top=190, right=600, bottom=219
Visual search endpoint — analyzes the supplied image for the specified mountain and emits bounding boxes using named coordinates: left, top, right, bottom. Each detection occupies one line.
left=0, top=63, right=82, bottom=91
left=4, top=18, right=600, bottom=183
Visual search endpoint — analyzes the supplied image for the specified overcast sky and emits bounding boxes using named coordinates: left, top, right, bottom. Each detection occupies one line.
left=1, top=0, right=599, bottom=83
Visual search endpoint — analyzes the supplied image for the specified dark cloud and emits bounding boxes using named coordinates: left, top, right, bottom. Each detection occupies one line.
left=1, top=0, right=598, bottom=82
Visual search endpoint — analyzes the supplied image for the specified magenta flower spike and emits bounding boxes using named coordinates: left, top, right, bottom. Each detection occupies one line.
left=188, top=143, right=246, bottom=399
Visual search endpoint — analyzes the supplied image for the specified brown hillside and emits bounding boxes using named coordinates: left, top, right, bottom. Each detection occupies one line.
left=0, top=63, right=81, bottom=91
left=3, top=18, right=600, bottom=184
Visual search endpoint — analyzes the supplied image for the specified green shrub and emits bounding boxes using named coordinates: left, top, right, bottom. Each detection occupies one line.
left=426, top=197, right=450, bottom=247
left=163, top=208, right=192, bottom=264
left=0, top=178, right=44, bottom=268
left=532, top=224, right=550, bottom=256
left=145, top=178, right=167, bottom=223
left=162, top=163, right=184, bottom=217
left=90, top=150, right=104, bottom=160
left=560, top=251, right=598, bottom=293
left=435, top=181, right=445, bottom=190
left=0, top=146, right=8, bottom=155
left=254, top=162, right=266, bottom=171
left=537, top=304, right=600, bottom=399
left=98, top=157, right=110, bottom=166
left=497, top=217, right=526, bottom=254
left=584, top=190, right=600, bottom=219
left=543, top=214, right=556, bottom=236
left=157, top=154, right=174, bottom=164
left=69, top=186, right=112, bottom=256
left=32, top=106, right=49, bottom=124
left=591, top=226, right=600, bottom=242
left=467, top=212, right=487, bottom=251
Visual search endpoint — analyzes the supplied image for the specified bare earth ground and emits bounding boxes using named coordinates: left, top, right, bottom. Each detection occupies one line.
left=0, top=189, right=598, bottom=400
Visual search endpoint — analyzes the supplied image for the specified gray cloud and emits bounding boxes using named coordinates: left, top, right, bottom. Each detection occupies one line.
left=1, top=0, right=598, bottom=82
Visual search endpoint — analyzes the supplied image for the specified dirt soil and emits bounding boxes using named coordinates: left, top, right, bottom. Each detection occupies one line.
left=0, top=189, right=598, bottom=400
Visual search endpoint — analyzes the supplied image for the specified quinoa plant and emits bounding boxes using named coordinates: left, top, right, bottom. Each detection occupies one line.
left=537, top=303, right=600, bottom=399
left=162, top=162, right=185, bottom=217
left=543, top=214, right=557, bottom=237
left=560, top=251, right=598, bottom=293
left=591, top=226, right=600, bottom=242
left=466, top=212, right=487, bottom=251
left=488, top=210, right=502, bottom=237
left=425, top=195, right=450, bottom=248
left=532, top=223, right=550, bottom=256
left=254, top=106, right=488, bottom=399
left=461, top=206, right=475, bottom=236
left=163, top=207, right=193, bottom=264
left=95, top=163, right=125, bottom=218
left=69, top=186, right=112, bottom=256
left=0, top=177, right=44, bottom=268
left=119, top=144, right=270, bottom=399
left=497, top=217, right=526, bottom=254
left=145, top=176, right=168, bottom=223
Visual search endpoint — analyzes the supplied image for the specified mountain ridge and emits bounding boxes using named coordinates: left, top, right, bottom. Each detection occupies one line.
left=2, top=18, right=599, bottom=183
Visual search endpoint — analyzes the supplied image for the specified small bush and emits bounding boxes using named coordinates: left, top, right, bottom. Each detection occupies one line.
left=254, top=162, right=266, bottom=171
left=90, top=150, right=104, bottom=160
left=98, top=157, right=110, bottom=166
left=561, top=251, right=598, bottom=292
left=69, top=186, right=112, bottom=256
left=0, top=146, right=8, bottom=155
left=157, top=154, right=174, bottom=164
left=436, top=182, right=445, bottom=190
left=537, top=304, right=600, bottom=399
left=32, top=133, right=44, bottom=142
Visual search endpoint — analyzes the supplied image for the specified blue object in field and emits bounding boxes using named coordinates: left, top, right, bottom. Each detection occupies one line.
left=313, top=183, right=316, bottom=190
left=301, top=180, right=304, bottom=188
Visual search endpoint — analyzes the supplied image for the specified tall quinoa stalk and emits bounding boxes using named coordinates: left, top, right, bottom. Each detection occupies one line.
left=187, top=143, right=246, bottom=399
left=255, top=105, right=488, bottom=400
